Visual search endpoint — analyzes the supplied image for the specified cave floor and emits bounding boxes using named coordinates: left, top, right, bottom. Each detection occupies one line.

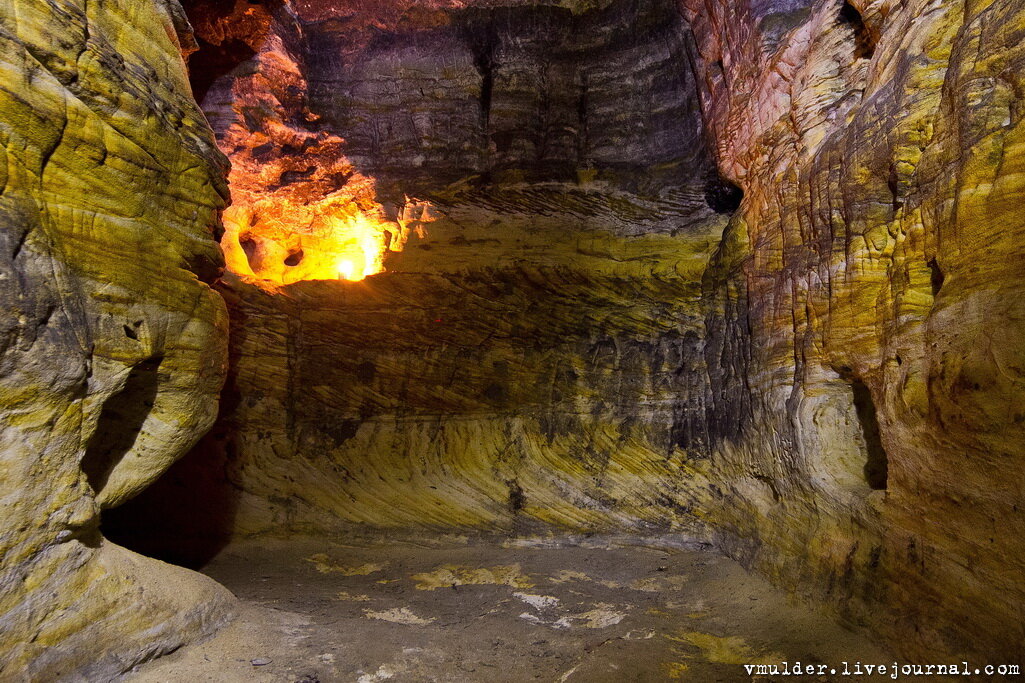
left=127, top=535, right=889, bottom=682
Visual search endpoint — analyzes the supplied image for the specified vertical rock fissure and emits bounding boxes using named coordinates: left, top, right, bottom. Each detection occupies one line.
left=842, top=373, right=888, bottom=490
left=464, top=12, right=499, bottom=175
left=928, top=257, right=945, bottom=297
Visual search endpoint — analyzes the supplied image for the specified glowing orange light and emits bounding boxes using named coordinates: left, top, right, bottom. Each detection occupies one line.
left=220, top=179, right=436, bottom=287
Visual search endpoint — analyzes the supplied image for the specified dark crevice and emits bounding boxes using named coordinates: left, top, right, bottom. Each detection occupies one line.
left=81, top=357, right=163, bottom=496
left=928, top=257, right=944, bottom=297
left=356, top=360, right=376, bottom=383
left=507, top=479, right=526, bottom=512
left=184, top=250, right=224, bottom=285
left=462, top=11, right=499, bottom=175
left=838, top=1, right=875, bottom=60
left=186, top=37, right=257, bottom=103
left=838, top=370, right=888, bottom=490
left=705, top=172, right=744, bottom=213
left=887, top=167, right=903, bottom=212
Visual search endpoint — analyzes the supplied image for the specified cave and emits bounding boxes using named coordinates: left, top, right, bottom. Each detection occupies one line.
left=3, top=0, right=1025, bottom=680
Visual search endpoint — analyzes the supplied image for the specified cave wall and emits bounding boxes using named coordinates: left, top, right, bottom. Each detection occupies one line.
left=685, top=0, right=1025, bottom=660
left=0, top=0, right=234, bottom=678
left=86, top=0, right=1025, bottom=665
left=144, top=0, right=731, bottom=537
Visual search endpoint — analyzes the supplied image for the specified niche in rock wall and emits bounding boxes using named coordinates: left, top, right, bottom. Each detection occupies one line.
left=838, top=1, right=876, bottom=60
left=928, top=257, right=945, bottom=297
left=81, top=357, right=163, bottom=496
left=704, top=172, right=744, bottom=214
left=101, top=379, right=242, bottom=569
left=837, top=369, right=888, bottom=490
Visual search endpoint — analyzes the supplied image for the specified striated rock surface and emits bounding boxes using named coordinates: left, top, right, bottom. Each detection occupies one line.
left=208, top=207, right=722, bottom=534
left=684, top=0, right=1025, bottom=661
left=105, top=0, right=1025, bottom=665
left=119, top=0, right=732, bottom=538
left=0, top=0, right=234, bottom=678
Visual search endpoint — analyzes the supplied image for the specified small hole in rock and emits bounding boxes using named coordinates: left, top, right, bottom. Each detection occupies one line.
left=239, top=234, right=259, bottom=271
left=284, top=249, right=304, bottom=267
left=705, top=173, right=744, bottom=214
left=356, top=360, right=376, bottom=383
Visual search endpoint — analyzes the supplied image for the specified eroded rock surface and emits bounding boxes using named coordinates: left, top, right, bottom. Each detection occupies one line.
left=685, top=0, right=1025, bottom=661
left=0, top=0, right=234, bottom=678
left=135, top=0, right=731, bottom=539
left=106, top=0, right=1025, bottom=666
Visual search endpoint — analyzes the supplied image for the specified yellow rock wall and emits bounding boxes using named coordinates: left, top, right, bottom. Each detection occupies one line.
left=0, top=0, right=234, bottom=677
left=93, top=0, right=1025, bottom=664
left=123, top=0, right=731, bottom=542
left=209, top=199, right=724, bottom=536
left=686, top=0, right=1025, bottom=660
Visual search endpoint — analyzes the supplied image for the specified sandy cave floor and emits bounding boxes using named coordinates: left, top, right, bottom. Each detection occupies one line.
left=126, top=535, right=892, bottom=682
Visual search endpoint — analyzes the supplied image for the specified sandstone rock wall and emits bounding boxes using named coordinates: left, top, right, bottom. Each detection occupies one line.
left=145, top=0, right=731, bottom=537
left=684, top=0, right=1025, bottom=660
left=99, top=0, right=1025, bottom=663
left=0, top=0, right=234, bottom=678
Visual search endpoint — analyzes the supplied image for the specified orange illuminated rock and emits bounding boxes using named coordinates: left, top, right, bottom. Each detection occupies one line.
left=184, top=0, right=436, bottom=286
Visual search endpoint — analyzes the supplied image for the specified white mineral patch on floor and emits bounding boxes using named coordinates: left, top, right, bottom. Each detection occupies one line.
left=553, top=603, right=627, bottom=629
left=306, top=553, right=387, bottom=576
left=362, top=607, right=436, bottom=626
left=336, top=590, right=372, bottom=601
left=513, top=592, right=560, bottom=610
left=411, top=563, right=532, bottom=590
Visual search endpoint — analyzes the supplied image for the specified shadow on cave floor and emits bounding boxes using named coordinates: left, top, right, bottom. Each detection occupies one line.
left=125, top=535, right=889, bottom=682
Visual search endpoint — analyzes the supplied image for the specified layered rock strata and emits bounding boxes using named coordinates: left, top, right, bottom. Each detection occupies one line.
left=116, top=0, right=730, bottom=538
left=684, top=0, right=1025, bottom=661
left=0, top=0, right=234, bottom=678
left=104, top=0, right=1025, bottom=665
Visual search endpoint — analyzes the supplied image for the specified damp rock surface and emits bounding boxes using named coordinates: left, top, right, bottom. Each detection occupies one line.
left=127, top=536, right=890, bottom=682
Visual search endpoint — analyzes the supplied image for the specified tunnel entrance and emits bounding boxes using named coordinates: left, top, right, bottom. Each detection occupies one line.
left=101, top=428, right=239, bottom=569
left=100, top=380, right=241, bottom=570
